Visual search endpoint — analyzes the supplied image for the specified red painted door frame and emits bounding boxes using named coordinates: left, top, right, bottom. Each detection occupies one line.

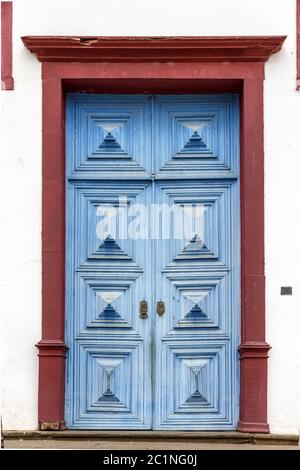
left=22, top=36, right=286, bottom=433
left=1, top=1, right=14, bottom=90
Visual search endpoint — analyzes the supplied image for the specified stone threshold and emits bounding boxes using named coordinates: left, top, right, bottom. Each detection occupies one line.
left=3, top=430, right=299, bottom=446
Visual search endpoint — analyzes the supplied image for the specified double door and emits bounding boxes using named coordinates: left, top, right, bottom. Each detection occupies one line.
left=66, top=94, right=240, bottom=429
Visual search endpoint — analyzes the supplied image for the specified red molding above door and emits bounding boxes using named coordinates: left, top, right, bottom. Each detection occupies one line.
left=22, top=35, right=286, bottom=433
left=22, top=35, right=285, bottom=63
left=1, top=1, right=14, bottom=90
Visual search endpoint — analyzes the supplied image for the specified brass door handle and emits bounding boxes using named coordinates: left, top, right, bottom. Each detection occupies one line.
left=156, top=300, right=165, bottom=316
left=139, top=300, right=148, bottom=319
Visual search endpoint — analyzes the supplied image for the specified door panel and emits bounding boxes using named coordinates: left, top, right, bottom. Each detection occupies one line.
left=153, top=181, right=239, bottom=429
left=66, top=184, right=153, bottom=429
left=66, top=95, right=153, bottom=429
left=67, top=94, right=152, bottom=179
left=66, top=93, right=240, bottom=430
left=153, top=95, right=239, bottom=176
left=152, top=95, right=239, bottom=429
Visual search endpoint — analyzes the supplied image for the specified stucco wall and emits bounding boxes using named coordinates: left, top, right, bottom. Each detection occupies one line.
left=1, top=0, right=300, bottom=434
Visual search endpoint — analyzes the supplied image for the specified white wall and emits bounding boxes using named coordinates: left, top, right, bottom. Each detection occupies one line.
left=1, top=0, right=300, bottom=434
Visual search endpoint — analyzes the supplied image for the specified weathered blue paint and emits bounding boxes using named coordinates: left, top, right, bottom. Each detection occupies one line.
left=65, top=93, right=240, bottom=430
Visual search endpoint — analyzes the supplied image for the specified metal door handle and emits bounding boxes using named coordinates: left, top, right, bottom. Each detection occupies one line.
left=139, top=300, right=148, bottom=319
left=156, top=300, right=165, bottom=316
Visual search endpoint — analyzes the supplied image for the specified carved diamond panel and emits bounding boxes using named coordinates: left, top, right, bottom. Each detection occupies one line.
left=88, top=354, right=130, bottom=412
left=75, top=272, right=143, bottom=332
left=165, top=273, right=226, bottom=329
left=154, top=94, right=239, bottom=175
left=68, top=340, right=150, bottom=428
left=69, top=181, right=150, bottom=271
left=178, top=357, right=213, bottom=409
left=155, top=180, right=239, bottom=270
left=174, top=119, right=215, bottom=157
left=66, top=94, right=152, bottom=176
left=94, top=121, right=129, bottom=157
left=155, top=340, right=236, bottom=429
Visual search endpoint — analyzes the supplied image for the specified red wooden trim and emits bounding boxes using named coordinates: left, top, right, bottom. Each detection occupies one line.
left=237, top=343, right=271, bottom=432
left=23, top=35, right=286, bottom=432
left=297, top=0, right=300, bottom=89
left=22, top=35, right=286, bottom=63
left=37, top=340, right=68, bottom=430
left=237, top=78, right=270, bottom=432
left=42, top=61, right=265, bottom=80
left=37, top=77, right=67, bottom=430
left=1, top=1, right=14, bottom=90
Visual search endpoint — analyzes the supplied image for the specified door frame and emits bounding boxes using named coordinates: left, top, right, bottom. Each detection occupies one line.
left=22, top=35, right=286, bottom=433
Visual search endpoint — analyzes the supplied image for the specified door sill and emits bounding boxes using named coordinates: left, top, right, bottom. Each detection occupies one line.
left=3, top=430, right=299, bottom=446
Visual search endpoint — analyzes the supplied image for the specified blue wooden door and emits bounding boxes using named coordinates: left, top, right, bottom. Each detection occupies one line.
left=66, top=94, right=240, bottom=430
